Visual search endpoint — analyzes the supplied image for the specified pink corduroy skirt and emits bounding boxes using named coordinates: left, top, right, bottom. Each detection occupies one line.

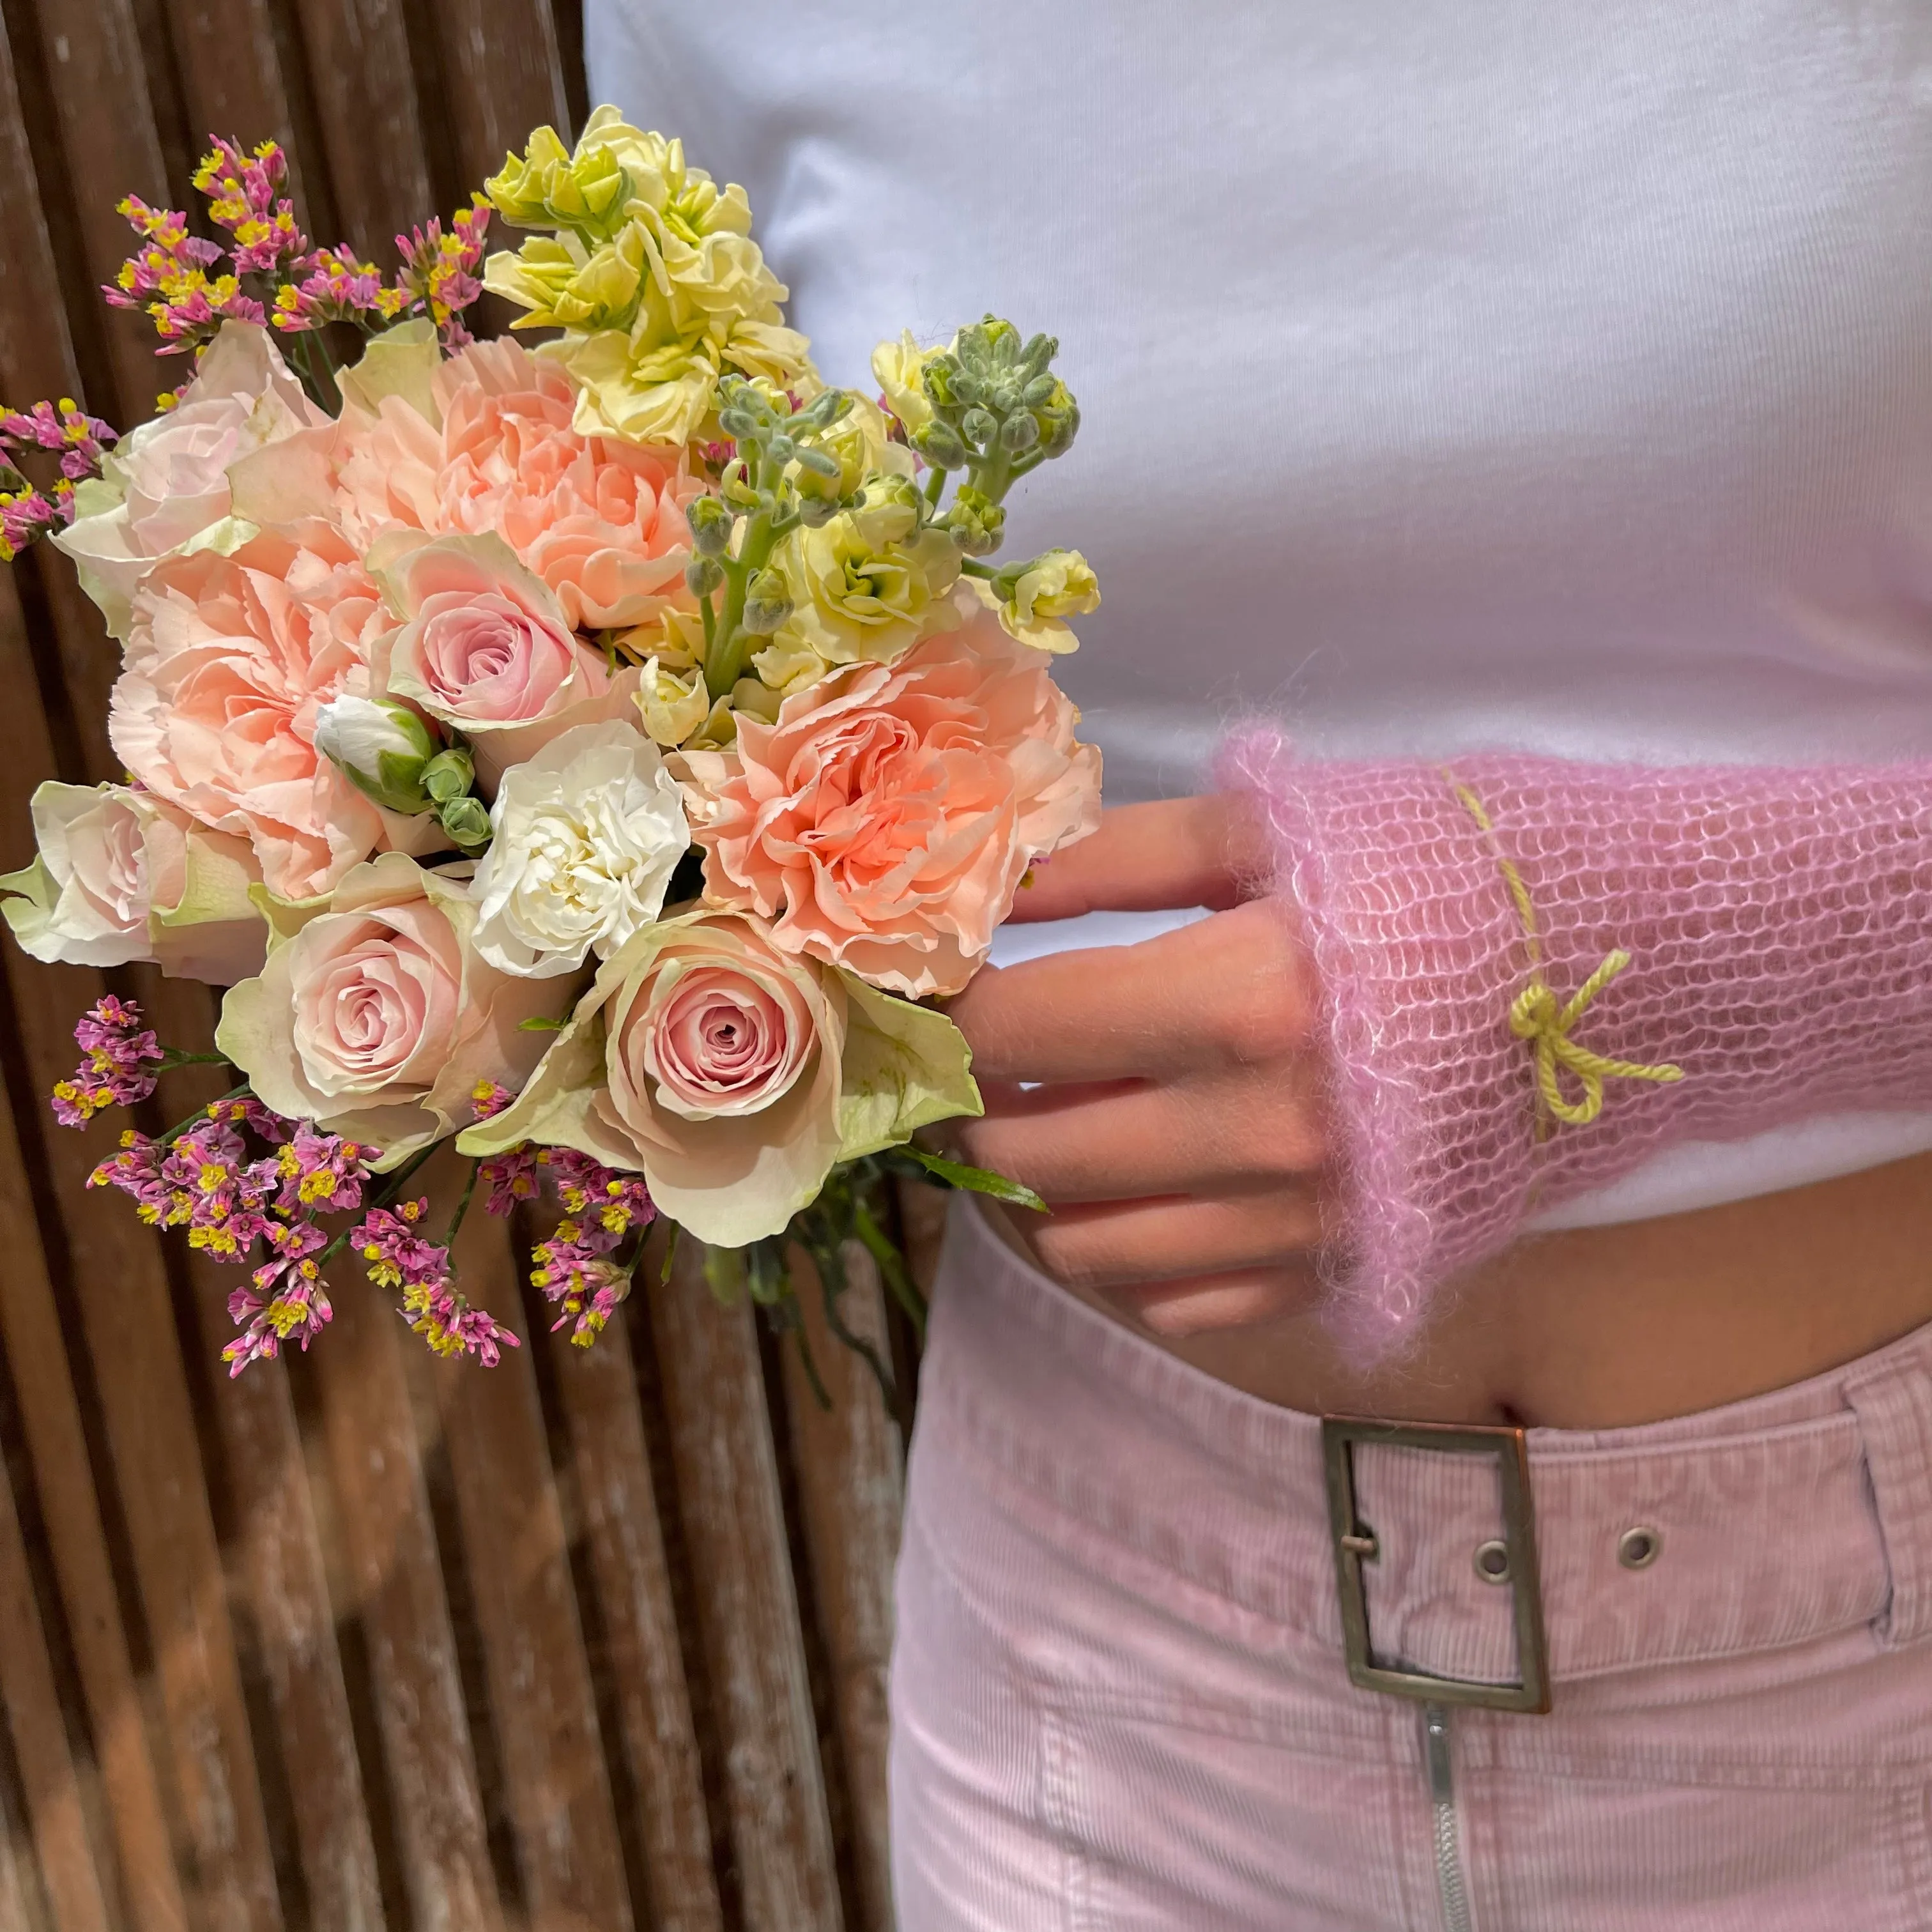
left=889, top=1199, right=1932, bottom=1931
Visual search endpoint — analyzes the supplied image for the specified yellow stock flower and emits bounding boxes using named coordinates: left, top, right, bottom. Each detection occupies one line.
left=979, top=548, right=1100, bottom=654
left=770, top=486, right=964, bottom=668
left=633, top=657, right=712, bottom=746
left=793, top=393, right=912, bottom=500
left=870, top=330, right=946, bottom=436
left=482, top=228, right=647, bottom=331
left=544, top=323, right=723, bottom=447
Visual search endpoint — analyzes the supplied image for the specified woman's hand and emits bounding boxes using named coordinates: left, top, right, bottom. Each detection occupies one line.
left=944, top=794, right=1337, bottom=1337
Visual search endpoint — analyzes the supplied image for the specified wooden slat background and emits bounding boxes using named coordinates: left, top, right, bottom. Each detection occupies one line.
left=0, top=4, right=923, bottom=1926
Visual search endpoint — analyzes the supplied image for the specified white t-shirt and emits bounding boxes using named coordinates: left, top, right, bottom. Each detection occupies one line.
left=589, top=0, right=1932, bottom=1223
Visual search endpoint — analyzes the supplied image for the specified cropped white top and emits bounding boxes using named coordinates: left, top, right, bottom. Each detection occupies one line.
left=590, top=0, right=1932, bottom=1222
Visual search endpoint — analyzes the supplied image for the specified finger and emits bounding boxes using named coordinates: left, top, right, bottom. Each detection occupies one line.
left=1008, top=794, right=1271, bottom=923
left=1117, top=1269, right=1325, bottom=1337
left=1025, top=1191, right=1325, bottom=1292
left=950, top=898, right=1315, bottom=1085
left=955, top=1071, right=1329, bottom=1204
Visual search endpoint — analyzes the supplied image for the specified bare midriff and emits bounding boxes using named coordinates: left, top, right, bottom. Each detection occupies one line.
left=992, top=1149, right=1932, bottom=1430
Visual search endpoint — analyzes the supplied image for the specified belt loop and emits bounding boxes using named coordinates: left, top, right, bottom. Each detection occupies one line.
left=1845, top=1366, right=1932, bottom=1648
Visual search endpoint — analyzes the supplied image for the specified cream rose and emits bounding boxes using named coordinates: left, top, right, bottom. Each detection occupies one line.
left=0, top=781, right=266, bottom=983
left=216, top=852, right=563, bottom=1163
left=678, top=615, right=1101, bottom=997
left=111, top=528, right=397, bottom=901
left=468, top=721, right=690, bottom=979
left=375, top=533, right=639, bottom=787
left=54, top=322, right=328, bottom=637
left=459, top=910, right=979, bottom=1247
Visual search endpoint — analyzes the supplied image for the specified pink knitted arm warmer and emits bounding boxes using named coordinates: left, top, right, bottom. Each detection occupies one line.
left=1220, top=730, right=1932, bottom=1351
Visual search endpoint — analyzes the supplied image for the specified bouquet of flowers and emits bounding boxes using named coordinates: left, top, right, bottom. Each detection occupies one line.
left=0, top=111, right=1101, bottom=1394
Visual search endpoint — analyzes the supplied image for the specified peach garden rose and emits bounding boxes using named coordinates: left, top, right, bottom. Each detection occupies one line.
left=110, top=526, right=399, bottom=901
left=244, top=333, right=700, bottom=638
left=675, top=613, right=1103, bottom=998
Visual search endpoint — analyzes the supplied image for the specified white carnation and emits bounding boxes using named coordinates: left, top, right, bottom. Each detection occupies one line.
left=470, top=721, right=690, bottom=979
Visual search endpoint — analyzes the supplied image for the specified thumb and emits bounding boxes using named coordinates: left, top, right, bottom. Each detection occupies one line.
left=1006, top=793, right=1273, bottom=923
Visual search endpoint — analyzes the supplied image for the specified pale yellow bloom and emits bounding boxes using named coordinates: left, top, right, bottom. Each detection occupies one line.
left=977, top=547, right=1100, bottom=653
left=542, top=323, right=723, bottom=447
left=871, top=330, right=946, bottom=436
left=634, top=657, right=712, bottom=746
left=749, top=631, right=836, bottom=700
left=770, top=491, right=964, bottom=668
left=482, top=229, right=647, bottom=332
left=613, top=600, right=706, bottom=673
left=793, top=392, right=911, bottom=500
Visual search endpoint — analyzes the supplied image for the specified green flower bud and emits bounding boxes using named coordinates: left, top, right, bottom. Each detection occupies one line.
left=687, top=494, right=734, bottom=555
left=438, top=794, right=493, bottom=854
left=999, top=410, right=1039, bottom=454
left=686, top=555, right=726, bottom=597
left=937, top=484, right=1006, bottom=556
left=741, top=568, right=792, bottom=635
left=961, top=406, right=997, bottom=450
left=421, top=745, right=475, bottom=805
left=914, top=420, right=967, bottom=470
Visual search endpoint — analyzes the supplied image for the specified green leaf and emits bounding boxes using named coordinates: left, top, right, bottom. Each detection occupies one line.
left=517, top=1013, right=571, bottom=1032
left=896, top=1144, right=1045, bottom=1212
left=834, top=976, right=983, bottom=1161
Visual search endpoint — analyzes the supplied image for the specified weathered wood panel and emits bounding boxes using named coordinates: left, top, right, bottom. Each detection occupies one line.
left=0, top=4, right=917, bottom=1926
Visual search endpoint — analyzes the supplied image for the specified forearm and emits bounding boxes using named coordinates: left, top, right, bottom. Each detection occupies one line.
left=1221, top=730, right=1932, bottom=1351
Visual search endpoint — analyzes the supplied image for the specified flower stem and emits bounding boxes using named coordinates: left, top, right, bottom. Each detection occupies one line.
left=154, top=1083, right=250, bottom=1148
left=443, top=1158, right=482, bottom=1248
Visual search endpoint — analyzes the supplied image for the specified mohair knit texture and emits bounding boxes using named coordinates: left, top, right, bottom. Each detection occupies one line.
left=1220, top=730, right=1932, bottom=1353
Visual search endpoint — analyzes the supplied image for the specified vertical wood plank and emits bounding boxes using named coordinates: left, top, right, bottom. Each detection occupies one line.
left=142, top=1035, right=387, bottom=1932
left=288, top=0, right=434, bottom=250
left=779, top=1252, right=902, bottom=1932
left=0, top=942, right=185, bottom=1932
left=425, top=0, right=570, bottom=192
left=535, top=1285, right=723, bottom=1932
left=0, top=1462, right=114, bottom=1932
left=423, top=1188, right=633, bottom=1932
left=644, top=1245, right=842, bottom=1932
left=0, top=150, right=286, bottom=1932
left=21, top=0, right=172, bottom=420
left=154, top=0, right=294, bottom=159
left=305, top=1278, right=507, bottom=1932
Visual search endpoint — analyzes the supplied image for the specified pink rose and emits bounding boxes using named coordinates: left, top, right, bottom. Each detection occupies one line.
left=111, top=527, right=397, bottom=901
left=266, top=337, right=700, bottom=632
left=376, top=533, right=638, bottom=786
left=458, top=910, right=980, bottom=1246
left=53, top=322, right=328, bottom=637
left=0, top=781, right=266, bottom=983
left=215, top=853, right=563, bottom=1162
left=677, top=614, right=1103, bottom=997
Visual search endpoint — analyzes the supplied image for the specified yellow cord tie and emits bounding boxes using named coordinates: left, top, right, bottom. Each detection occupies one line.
left=1444, top=772, right=1685, bottom=1131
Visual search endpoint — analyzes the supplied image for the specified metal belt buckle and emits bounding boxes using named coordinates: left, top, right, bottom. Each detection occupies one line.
left=1321, top=1415, right=1552, bottom=1715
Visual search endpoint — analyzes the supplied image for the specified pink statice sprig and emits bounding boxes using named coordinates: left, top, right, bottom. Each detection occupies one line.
left=471, top=1078, right=657, bottom=1348
left=0, top=398, right=116, bottom=561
